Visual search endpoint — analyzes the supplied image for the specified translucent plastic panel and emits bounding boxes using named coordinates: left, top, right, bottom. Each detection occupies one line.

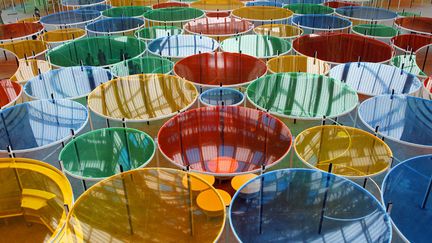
left=247, top=72, right=358, bottom=119
left=0, top=48, right=19, bottom=79
left=102, top=6, right=151, bottom=17
left=352, top=24, right=398, bottom=38
left=220, top=34, right=291, bottom=58
left=110, top=56, right=173, bottom=77
left=230, top=169, right=391, bottom=242
left=86, top=17, right=144, bottom=34
left=267, top=55, right=330, bottom=74
left=329, top=62, right=421, bottom=96
left=0, top=79, right=21, bottom=108
left=199, top=87, right=244, bottom=106
left=324, top=1, right=359, bottom=8
left=292, top=14, right=351, bottom=30
left=11, top=59, right=51, bottom=84
left=110, top=0, right=167, bottom=6
left=184, top=16, right=253, bottom=36
left=174, top=52, right=267, bottom=87
left=135, top=26, right=183, bottom=40
left=382, top=155, right=432, bottom=242
left=284, top=3, right=333, bottom=15
left=358, top=94, right=432, bottom=146
left=78, top=4, right=111, bottom=11
left=158, top=106, right=292, bottom=175
left=152, top=2, right=189, bottom=9
left=336, top=6, right=397, bottom=21
left=40, top=28, right=86, bottom=43
left=24, top=66, right=112, bottom=100
left=0, top=99, right=88, bottom=152
left=0, top=22, right=44, bottom=41
left=293, top=33, right=393, bottom=64
left=232, top=6, right=293, bottom=21
left=395, top=16, right=432, bottom=35
left=391, top=34, right=432, bottom=53
left=0, top=40, right=48, bottom=59
left=47, top=36, right=146, bottom=67
left=148, top=35, right=218, bottom=59
left=40, top=10, right=101, bottom=26
left=60, top=127, right=155, bottom=180
left=295, top=125, right=392, bottom=177
left=88, top=74, right=198, bottom=121
left=416, top=44, right=432, bottom=77
left=190, top=0, right=244, bottom=11
left=253, top=24, right=303, bottom=39
left=144, top=7, right=204, bottom=22
left=61, top=0, right=105, bottom=6
left=390, top=55, right=426, bottom=78
left=246, top=0, right=283, bottom=7
left=0, top=157, right=73, bottom=242
left=65, top=168, right=225, bottom=242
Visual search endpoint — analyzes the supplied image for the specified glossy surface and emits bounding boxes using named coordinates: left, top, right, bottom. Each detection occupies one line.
left=220, top=34, right=291, bottom=58
left=174, top=52, right=267, bottom=87
left=295, top=125, right=392, bottom=177
left=352, top=24, right=398, bottom=38
left=199, top=88, right=245, bottom=106
left=285, top=3, right=333, bottom=15
left=416, top=44, right=432, bottom=76
left=11, top=59, right=51, bottom=84
left=110, top=56, right=173, bottom=77
left=24, top=66, right=112, bottom=100
left=65, top=168, right=225, bottom=242
left=0, top=22, right=44, bottom=41
left=184, top=16, right=253, bottom=36
left=190, top=0, right=244, bottom=11
left=60, top=127, right=155, bottom=180
left=382, top=155, right=432, bottom=242
left=391, top=34, right=432, bottom=53
left=231, top=6, right=293, bottom=21
left=40, top=28, right=86, bottom=43
left=329, top=62, right=421, bottom=96
left=0, top=99, right=88, bottom=151
left=0, top=40, right=48, bottom=59
left=144, top=7, right=204, bottom=23
left=148, top=35, right=218, bottom=58
left=86, top=17, right=144, bottom=34
left=246, top=72, right=358, bottom=119
left=395, top=16, right=432, bottom=35
left=135, top=25, right=183, bottom=40
left=158, top=106, right=292, bottom=176
left=253, top=24, right=303, bottom=39
left=102, top=6, right=151, bottom=17
left=390, top=54, right=426, bottom=77
left=358, top=94, right=432, bottom=146
left=291, top=14, right=351, bottom=30
left=293, top=33, right=393, bottom=64
left=40, top=10, right=101, bottom=26
left=0, top=79, right=21, bottom=108
left=88, top=74, right=198, bottom=121
left=230, top=169, right=392, bottom=242
left=267, top=55, right=330, bottom=74
left=336, top=6, right=397, bottom=21
left=0, top=48, right=19, bottom=79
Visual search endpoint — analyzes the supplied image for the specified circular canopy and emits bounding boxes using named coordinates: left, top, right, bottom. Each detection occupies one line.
left=110, top=56, right=173, bottom=77
left=64, top=168, right=225, bottom=242
left=0, top=48, right=19, bottom=79
left=40, top=28, right=86, bottom=43
left=391, top=34, right=432, bottom=53
left=78, top=3, right=111, bottom=11
left=253, top=24, right=303, bottom=39
left=395, top=16, right=432, bottom=36
left=135, top=26, right=183, bottom=40
left=109, top=0, right=167, bottom=6
left=246, top=1, right=283, bottom=7
left=88, top=74, right=198, bottom=122
left=220, top=34, right=291, bottom=59
left=295, top=125, right=392, bottom=177
left=24, top=66, right=112, bottom=100
left=47, top=36, right=146, bottom=67
left=0, top=40, right=48, bottom=59
left=335, top=6, right=397, bottom=21
left=230, top=169, right=392, bottom=242
left=60, top=127, right=155, bottom=180
left=144, top=7, right=204, bottom=24
left=284, top=3, right=333, bottom=15
left=0, top=157, right=73, bottom=242
left=158, top=106, right=292, bottom=176
left=246, top=72, right=358, bottom=120
left=61, top=0, right=105, bottom=7
left=267, top=55, right=330, bottom=74
left=324, top=1, right=359, bottom=8
left=40, top=10, right=101, bottom=27
left=190, top=0, right=244, bottom=12
left=0, top=22, right=44, bottom=42
left=416, top=44, right=432, bottom=77
left=184, top=16, right=253, bottom=37
left=0, top=79, right=21, bottom=108
left=0, top=99, right=88, bottom=152
left=382, top=154, right=432, bottom=242
left=11, top=59, right=51, bottom=84
left=174, top=51, right=267, bottom=87
left=390, top=54, right=426, bottom=78
left=152, top=2, right=189, bottom=8
left=358, top=94, right=432, bottom=147
left=86, top=17, right=144, bottom=35
left=352, top=24, right=398, bottom=38
left=329, top=62, right=421, bottom=96
left=102, top=6, right=151, bottom=17
left=291, top=14, right=351, bottom=31
left=231, top=6, right=293, bottom=22
left=148, top=35, right=218, bottom=59
left=293, top=33, right=394, bottom=64
left=199, top=87, right=244, bottom=106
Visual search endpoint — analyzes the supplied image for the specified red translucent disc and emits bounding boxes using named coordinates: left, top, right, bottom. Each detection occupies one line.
left=184, top=16, right=253, bottom=36
left=395, top=17, right=432, bottom=35
left=392, top=34, right=432, bottom=52
left=0, top=79, right=21, bottom=108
